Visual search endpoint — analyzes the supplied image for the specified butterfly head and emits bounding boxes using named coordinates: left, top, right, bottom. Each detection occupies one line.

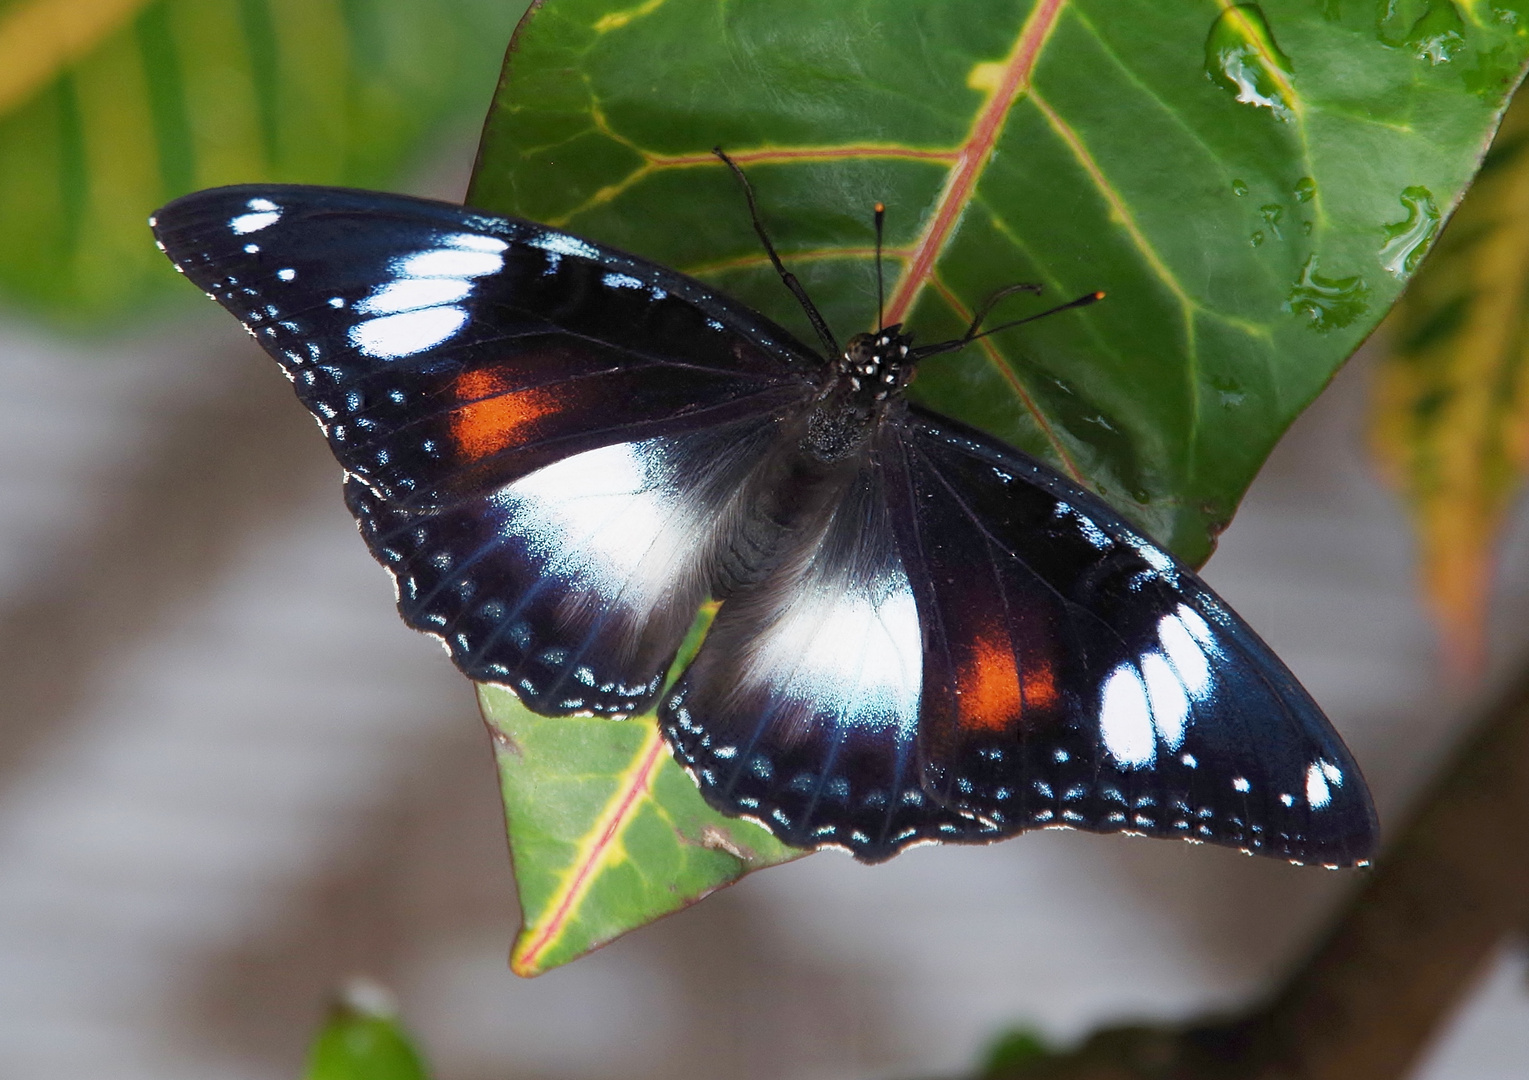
left=838, top=325, right=916, bottom=410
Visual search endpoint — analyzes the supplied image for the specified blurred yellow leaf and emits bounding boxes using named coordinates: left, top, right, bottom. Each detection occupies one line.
left=1372, top=89, right=1529, bottom=676
left=0, top=0, right=150, bottom=116
left=0, top=0, right=519, bottom=323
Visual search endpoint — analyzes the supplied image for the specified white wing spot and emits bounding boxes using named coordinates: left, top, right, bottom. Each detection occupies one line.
left=1158, top=608, right=1212, bottom=700
left=350, top=308, right=468, bottom=359
left=529, top=232, right=599, bottom=260
left=1306, top=763, right=1332, bottom=808
left=1139, top=650, right=1188, bottom=748
left=230, top=207, right=281, bottom=234
left=356, top=277, right=472, bottom=315
left=1100, top=664, right=1156, bottom=768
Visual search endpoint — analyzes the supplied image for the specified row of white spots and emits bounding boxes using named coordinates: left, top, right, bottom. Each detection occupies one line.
left=1098, top=603, right=1218, bottom=769
left=349, top=233, right=508, bottom=359
left=1097, top=606, right=1348, bottom=811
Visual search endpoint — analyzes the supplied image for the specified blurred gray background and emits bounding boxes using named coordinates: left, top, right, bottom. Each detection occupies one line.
left=0, top=150, right=1526, bottom=1080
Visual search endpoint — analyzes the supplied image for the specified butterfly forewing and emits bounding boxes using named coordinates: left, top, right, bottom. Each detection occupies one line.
left=882, top=409, right=1377, bottom=866
left=152, top=186, right=820, bottom=511
left=152, top=185, right=820, bottom=715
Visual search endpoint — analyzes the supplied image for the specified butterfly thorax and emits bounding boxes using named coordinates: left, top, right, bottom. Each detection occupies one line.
left=801, top=327, right=914, bottom=462
left=839, top=327, right=913, bottom=407
left=715, top=329, right=915, bottom=596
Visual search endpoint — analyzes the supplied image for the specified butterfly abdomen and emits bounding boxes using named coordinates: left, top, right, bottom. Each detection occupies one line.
left=712, top=413, right=866, bottom=600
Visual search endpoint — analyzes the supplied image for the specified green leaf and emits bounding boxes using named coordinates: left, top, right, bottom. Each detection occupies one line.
left=0, top=0, right=523, bottom=323
left=979, top=1028, right=1055, bottom=1076
left=1371, top=84, right=1529, bottom=676
left=465, top=0, right=1529, bottom=971
left=470, top=0, right=1526, bottom=562
left=483, top=604, right=800, bottom=977
left=303, top=986, right=429, bottom=1080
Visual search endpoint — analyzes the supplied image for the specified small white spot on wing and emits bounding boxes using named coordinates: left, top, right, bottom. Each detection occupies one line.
left=1158, top=606, right=1213, bottom=700
left=230, top=203, right=281, bottom=234
left=1139, top=650, right=1189, bottom=748
left=1306, top=762, right=1332, bottom=808
left=355, top=277, right=472, bottom=315
left=528, top=231, right=600, bottom=260
left=1100, top=663, right=1156, bottom=768
left=350, top=308, right=468, bottom=359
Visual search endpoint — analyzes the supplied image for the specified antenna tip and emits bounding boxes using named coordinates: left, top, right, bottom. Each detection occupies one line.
left=874, top=202, right=885, bottom=214
left=1091, top=290, right=1106, bottom=301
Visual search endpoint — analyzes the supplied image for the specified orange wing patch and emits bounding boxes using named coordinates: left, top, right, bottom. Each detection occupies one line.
left=957, top=633, right=1022, bottom=733
left=956, top=629, right=1058, bottom=733
left=1021, top=655, right=1057, bottom=711
left=448, top=369, right=555, bottom=462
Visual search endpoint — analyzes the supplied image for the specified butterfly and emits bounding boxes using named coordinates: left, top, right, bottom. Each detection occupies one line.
left=150, top=163, right=1377, bottom=867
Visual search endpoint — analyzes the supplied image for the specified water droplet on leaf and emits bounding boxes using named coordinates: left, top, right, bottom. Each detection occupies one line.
left=1251, top=230, right=1265, bottom=246
left=1406, top=1, right=1466, bottom=64
left=1294, top=177, right=1317, bottom=202
left=1260, top=204, right=1284, bottom=238
left=1204, top=5, right=1296, bottom=120
left=1285, top=255, right=1370, bottom=331
left=1232, top=178, right=1249, bottom=196
left=1379, top=186, right=1440, bottom=275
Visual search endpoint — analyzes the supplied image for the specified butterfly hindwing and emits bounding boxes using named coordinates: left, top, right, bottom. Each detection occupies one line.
left=881, top=408, right=1377, bottom=866
left=664, top=405, right=1376, bottom=865
left=347, top=414, right=793, bottom=713
left=661, top=454, right=990, bottom=856
left=152, top=185, right=819, bottom=511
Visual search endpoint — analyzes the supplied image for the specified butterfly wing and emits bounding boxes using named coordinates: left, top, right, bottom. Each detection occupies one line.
left=663, top=405, right=1376, bottom=866
left=152, top=185, right=821, bottom=713
left=660, top=452, right=995, bottom=857
left=880, top=406, right=1378, bottom=867
left=152, top=185, right=820, bottom=507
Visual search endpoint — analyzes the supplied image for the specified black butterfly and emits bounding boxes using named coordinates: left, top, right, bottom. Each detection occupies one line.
left=150, top=169, right=1377, bottom=867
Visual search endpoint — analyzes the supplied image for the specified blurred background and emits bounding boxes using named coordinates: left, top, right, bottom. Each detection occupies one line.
left=1, top=1, right=1527, bottom=1078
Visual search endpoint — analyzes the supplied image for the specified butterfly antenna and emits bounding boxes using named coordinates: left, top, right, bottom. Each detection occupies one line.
left=874, top=202, right=886, bottom=333
left=913, top=288, right=1106, bottom=360
left=714, top=147, right=841, bottom=359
